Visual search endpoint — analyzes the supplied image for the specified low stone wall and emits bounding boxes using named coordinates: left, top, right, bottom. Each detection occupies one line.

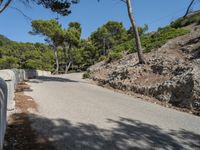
left=0, top=69, right=51, bottom=149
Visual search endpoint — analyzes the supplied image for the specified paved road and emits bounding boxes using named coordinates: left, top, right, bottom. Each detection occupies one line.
left=25, top=73, right=200, bottom=150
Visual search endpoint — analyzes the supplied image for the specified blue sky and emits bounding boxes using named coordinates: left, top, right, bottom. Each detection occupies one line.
left=0, top=0, right=199, bottom=43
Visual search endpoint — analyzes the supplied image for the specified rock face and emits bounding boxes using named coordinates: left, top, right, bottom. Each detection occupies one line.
left=89, top=25, right=200, bottom=111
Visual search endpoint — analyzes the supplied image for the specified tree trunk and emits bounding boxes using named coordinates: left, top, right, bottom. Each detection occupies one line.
left=183, top=0, right=195, bottom=18
left=63, top=43, right=69, bottom=74
left=126, top=0, right=145, bottom=64
left=65, top=61, right=72, bottom=74
left=103, top=37, right=106, bottom=56
left=64, top=43, right=72, bottom=74
left=53, top=46, right=59, bottom=74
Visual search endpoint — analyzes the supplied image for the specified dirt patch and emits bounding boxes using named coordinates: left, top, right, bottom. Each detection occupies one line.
left=15, top=93, right=38, bottom=113
left=4, top=113, right=55, bottom=150
left=15, top=82, right=31, bottom=93
left=4, top=82, right=55, bottom=150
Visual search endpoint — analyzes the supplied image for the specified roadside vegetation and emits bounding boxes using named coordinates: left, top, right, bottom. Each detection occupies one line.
left=1, top=12, right=199, bottom=73
left=170, top=11, right=200, bottom=28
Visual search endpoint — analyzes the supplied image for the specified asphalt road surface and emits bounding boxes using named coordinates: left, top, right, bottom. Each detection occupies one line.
left=25, top=73, right=200, bottom=150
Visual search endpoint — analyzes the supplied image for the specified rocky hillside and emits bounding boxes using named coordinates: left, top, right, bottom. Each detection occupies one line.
left=89, top=24, right=200, bottom=114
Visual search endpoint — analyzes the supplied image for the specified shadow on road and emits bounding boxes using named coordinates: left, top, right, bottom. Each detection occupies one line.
left=28, top=76, right=79, bottom=83
left=4, top=113, right=55, bottom=150
left=4, top=113, right=200, bottom=150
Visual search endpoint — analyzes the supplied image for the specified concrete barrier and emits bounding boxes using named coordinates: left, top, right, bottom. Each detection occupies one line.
left=12, top=69, right=25, bottom=84
left=12, top=69, right=21, bottom=87
left=0, top=69, right=51, bottom=149
left=19, top=69, right=26, bottom=81
left=24, top=69, right=51, bottom=79
left=36, top=70, right=51, bottom=76
left=0, top=70, right=16, bottom=111
left=0, top=78, right=7, bottom=150
left=0, top=69, right=51, bottom=111
left=25, top=69, right=37, bottom=79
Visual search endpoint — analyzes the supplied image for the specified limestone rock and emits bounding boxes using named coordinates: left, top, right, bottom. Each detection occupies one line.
left=89, top=25, right=200, bottom=112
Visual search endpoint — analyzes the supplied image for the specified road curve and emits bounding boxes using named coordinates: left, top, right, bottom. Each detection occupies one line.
left=25, top=73, right=200, bottom=150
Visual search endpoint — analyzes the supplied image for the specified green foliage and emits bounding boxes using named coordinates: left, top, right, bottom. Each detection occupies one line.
left=0, top=34, right=14, bottom=45
left=109, top=26, right=190, bottom=57
left=30, top=20, right=84, bottom=72
left=30, top=19, right=62, bottom=45
left=91, top=21, right=127, bottom=56
left=0, top=40, right=54, bottom=71
left=1, top=0, right=79, bottom=16
left=99, top=56, right=107, bottom=61
left=63, top=28, right=81, bottom=47
left=170, top=12, right=200, bottom=28
left=30, top=19, right=67, bottom=73
left=24, top=59, right=43, bottom=69
left=79, top=39, right=99, bottom=66
left=107, top=52, right=122, bottom=62
left=112, top=40, right=136, bottom=53
left=0, top=56, right=19, bottom=69
left=128, top=24, right=149, bottom=37
left=68, top=22, right=82, bottom=33
left=0, top=15, right=194, bottom=72
left=59, top=22, right=83, bottom=71
left=28, top=0, right=79, bottom=16
left=89, top=21, right=190, bottom=64
left=82, top=72, right=91, bottom=79
left=142, top=27, right=190, bottom=52
left=71, top=48, right=84, bottom=66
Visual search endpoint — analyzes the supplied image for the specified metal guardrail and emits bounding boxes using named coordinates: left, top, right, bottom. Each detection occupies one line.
left=0, top=69, right=51, bottom=149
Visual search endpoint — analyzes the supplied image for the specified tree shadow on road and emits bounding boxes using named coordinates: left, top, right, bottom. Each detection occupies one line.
left=28, top=76, right=79, bottom=83
left=4, top=113, right=200, bottom=150
left=4, top=113, right=55, bottom=150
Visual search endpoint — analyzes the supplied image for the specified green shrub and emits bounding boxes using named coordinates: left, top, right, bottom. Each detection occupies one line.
left=110, top=26, right=190, bottom=55
left=83, top=72, right=90, bottom=79
left=0, top=56, right=19, bottom=69
left=112, top=40, right=136, bottom=53
left=170, top=12, right=200, bottom=28
left=98, top=55, right=107, bottom=61
left=24, top=59, right=44, bottom=69
left=142, top=27, right=190, bottom=52
left=108, top=52, right=122, bottom=62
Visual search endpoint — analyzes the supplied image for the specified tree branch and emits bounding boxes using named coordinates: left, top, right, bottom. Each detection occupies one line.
left=9, top=6, right=32, bottom=21
left=120, top=0, right=127, bottom=3
left=0, top=0, right=12, bottom=14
